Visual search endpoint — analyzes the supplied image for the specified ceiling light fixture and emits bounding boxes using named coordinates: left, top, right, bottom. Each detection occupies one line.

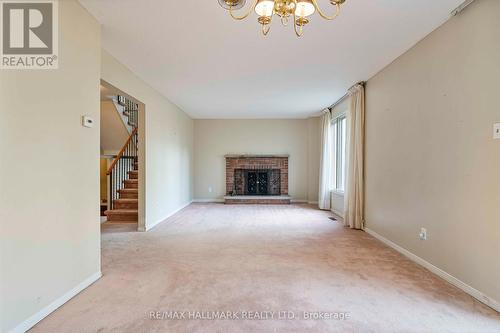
left=218, top=0, right=346, bottom=37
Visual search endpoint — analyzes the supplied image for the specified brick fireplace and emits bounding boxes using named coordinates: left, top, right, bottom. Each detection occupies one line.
left=224, top=155, right=290, bottom=204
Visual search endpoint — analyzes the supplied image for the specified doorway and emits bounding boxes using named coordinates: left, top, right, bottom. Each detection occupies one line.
left=99, top=80, right=145, bottom=232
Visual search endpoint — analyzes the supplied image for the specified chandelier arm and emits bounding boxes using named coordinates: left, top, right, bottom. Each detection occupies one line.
left=262, top=21, right=272, bottom=36
left=288, top=0, right=296, bottom=28
left=229, top=0, right=258, bottom=20
left=260, top=13, right=273, bottom=36
left=281, top=16, right=289, bottom=26
left=311, top=0, right=340, bottom=20
left=294, top=22, right=304, bottom=37
left=293, top=9, right=304, bottom=37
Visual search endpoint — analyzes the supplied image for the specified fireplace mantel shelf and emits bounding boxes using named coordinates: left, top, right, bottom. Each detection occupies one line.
left=225, top=154, right=289, bottom=158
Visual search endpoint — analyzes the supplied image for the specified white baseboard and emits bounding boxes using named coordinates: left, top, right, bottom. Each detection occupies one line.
left=10, top=271, right=102, bottom=333
left=307, top=201, right=318, bottom=205
left=365, top=228, right=500, bottom=313
left=290, top=199, right=308, bottom=203
left=192, top=198, right=224, bottom=203
left=144, top=201, right=193, bottom=231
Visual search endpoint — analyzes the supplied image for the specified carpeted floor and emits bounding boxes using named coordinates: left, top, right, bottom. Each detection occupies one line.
left=32, top=204, right=500, bottom=332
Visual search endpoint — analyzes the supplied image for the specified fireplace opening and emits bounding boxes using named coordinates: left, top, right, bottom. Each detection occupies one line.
left=234, top=169, right=281, bottom=196
left=247, top=171, right=268, bottom=195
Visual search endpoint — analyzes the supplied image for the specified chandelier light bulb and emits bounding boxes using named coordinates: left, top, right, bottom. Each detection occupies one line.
left=295, top=0, right=315, bottom=17
left=255, top=0, right=275, bottom=17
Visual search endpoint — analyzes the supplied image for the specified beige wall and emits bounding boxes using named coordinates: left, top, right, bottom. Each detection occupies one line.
left=365, top=0, right=500, bottom=305
left=101, top=51, right=194, bottom=231
left=194, top=119, right=320, bottom=202
left=0, top=1, right=101, bottom=331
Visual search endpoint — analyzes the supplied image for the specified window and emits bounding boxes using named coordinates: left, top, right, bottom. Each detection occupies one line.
left=331, top=115, right=347, bottom=192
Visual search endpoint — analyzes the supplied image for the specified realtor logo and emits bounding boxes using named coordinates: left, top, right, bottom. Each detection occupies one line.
left=1, top=0, right=58, bottom=69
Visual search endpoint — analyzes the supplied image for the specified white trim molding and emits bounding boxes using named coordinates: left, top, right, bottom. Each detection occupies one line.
left=365, top=228, right=500, bottom=313
left=10, top=271, right=102, bottom=333
left=290, top=199, right=308, bottom=204
left=192, top=198, right=224, bottom=203
left=144, top=201, right=193, bottom=231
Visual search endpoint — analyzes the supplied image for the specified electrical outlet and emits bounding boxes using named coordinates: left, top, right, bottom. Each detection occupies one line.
left=208, top=186, right=212, bottom=193
left=82, top=115, right=94, bottom=128
left=494, top=123, right=500, bottom=139
left=419, top=228, right=427, bottom=241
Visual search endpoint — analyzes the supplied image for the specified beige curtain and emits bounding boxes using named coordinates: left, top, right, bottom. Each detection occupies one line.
left=318, top=110, right=332, bottom=210
left=344, top=84, right=365, bottom=229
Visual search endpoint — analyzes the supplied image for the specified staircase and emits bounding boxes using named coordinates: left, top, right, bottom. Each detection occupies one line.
left=104, top=96, right=139, bottom=223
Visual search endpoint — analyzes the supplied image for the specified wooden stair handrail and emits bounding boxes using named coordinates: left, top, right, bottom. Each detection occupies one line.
left=106, top=128, right=138, bottom=175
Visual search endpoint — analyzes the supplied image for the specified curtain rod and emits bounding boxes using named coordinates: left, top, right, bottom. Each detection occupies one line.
left=328, top=81, right=365, bottom=111
left=451, top=0, right=475, bottom=16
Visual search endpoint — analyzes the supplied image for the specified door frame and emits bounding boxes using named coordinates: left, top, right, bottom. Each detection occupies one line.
left=100, top=79, right=146, bottom=232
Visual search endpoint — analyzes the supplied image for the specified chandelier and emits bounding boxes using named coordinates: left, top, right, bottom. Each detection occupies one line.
left=218, top=0, right=346, bottom=37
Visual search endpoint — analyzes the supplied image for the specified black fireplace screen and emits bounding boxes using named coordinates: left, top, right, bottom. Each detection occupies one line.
left=234, top=169, right=280, bottom=196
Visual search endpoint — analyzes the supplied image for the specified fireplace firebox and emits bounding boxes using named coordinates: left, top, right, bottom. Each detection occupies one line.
left=234, top=169, right=281, bottom=195
left=247, top=171, right=266, bottom=195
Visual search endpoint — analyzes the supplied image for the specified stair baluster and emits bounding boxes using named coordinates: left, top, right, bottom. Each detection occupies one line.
left=107, top=128, right=138, bottom=210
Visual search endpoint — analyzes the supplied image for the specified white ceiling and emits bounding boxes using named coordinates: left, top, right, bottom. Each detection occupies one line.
left=80, top=0, right=463, bottom=119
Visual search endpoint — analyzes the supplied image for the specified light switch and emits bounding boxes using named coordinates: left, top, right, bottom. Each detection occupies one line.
left=494, top=123, right=500, bottom=139
left=82, top=115, right=94, bottom=128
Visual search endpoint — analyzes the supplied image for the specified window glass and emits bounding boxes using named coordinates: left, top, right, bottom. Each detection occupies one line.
left=331, top=116, right=346, bottom=192
left=331, top=120, right=337, bottom=188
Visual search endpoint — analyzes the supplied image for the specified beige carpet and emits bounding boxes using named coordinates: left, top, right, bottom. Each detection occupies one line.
left=32, top=204, right=500, bottom=332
